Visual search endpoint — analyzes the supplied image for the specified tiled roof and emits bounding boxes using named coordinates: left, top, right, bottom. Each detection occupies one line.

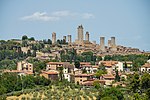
left=92, top=65, right=99, bottom=68
left=47, top=62, right=64, bottom=65
left=80, top=62, right=91, bottom=65
left=100, top=61, right=118, bottom=67
left=4, top=70, right=23, bottom=73
left=42, top=70, right=58, bottom=75
left=103, top=74, right=115, bottom=79
left=82, top=79, right=105, bottom=86
left=81, top=65, right=92, bottom=67
left=142, top=63, right=150, bottom=68
left=75, top=74, right=93, bottom=77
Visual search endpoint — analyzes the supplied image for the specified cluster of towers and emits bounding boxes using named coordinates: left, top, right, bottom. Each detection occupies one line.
left=51, top=25, right=117, bottom=52
left=77, top=25, right=90, bottom=44
left=100, top=37, right=116, bottom=52
left=52, top=32, right=72, bottom=44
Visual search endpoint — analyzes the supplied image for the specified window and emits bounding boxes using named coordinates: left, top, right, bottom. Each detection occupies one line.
left=143, top=69, right=145, bottom=71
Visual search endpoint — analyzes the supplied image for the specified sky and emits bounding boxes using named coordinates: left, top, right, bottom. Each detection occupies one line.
left=0, top=0, right=150, bottom=51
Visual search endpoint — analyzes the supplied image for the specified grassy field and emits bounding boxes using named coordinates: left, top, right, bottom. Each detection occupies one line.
left=6, top=85, right=98, bottom=100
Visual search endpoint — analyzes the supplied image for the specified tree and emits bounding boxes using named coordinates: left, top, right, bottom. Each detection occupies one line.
left=58, top=67, right=63, bottom=81
left=74, top=60, right=80, bottom=68
left=124, top=61, right=128, bottom=70
left=93, top=80, right=101, bottom=89
left=27, top=50, right=31, bottom=56
left=104, top=55, right=112, bottom=61
left=140, top=73, right=150, bottom=91
left=32, top=50, right=36, bottom=57
left=98, top=87, right=124, bottom=100
left=47, top=39, right=52, bottom=44
left=22, top=35, right=28, bottom=40
left=97, top=56, right=102, bottom=61
left=146, top=88, right=150, bottom=99
left=130, top=73, right=140, bottom=93
left=82, top=68, right=87, bottom=73
left=115, top=70, right=120, bottom=82
left=28, top=37, right=35, bottom=41
left=95, top=70, right=106, bottom=79
left=148, top=55, right=150, bottom=60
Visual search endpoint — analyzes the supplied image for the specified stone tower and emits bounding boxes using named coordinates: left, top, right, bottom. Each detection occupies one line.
left=63, top=36, right=66, bottom=42
left=85, top=31, right=89, bottom=41
left=110, top=37, right=117, bottom=51
left=68, top=35, right=72, bottom=44
left=108, top=40, right=111, bottom=48
left=100, top=37, right=105, bottom=51
left=111, top=37, right=116, bottom=47
left=52, top=32, right=56, bottom=44
left=77, top=25, right=83, bottom=43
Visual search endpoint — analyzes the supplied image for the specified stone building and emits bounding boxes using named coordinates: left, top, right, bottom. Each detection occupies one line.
left=77, top=25, right=84, bottom=44
left=100, top=37, right=105, bottom=52
left=85, top=31, right=89, bottom=41
left=17, top=61, right=33, bottom=73
left=52, top=32, right=56, bottom=44
left=68, top=35, right=72, bottom=44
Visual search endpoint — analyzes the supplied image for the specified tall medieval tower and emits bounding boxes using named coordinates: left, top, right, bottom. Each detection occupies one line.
left=77, top=25, right=84, bottom=43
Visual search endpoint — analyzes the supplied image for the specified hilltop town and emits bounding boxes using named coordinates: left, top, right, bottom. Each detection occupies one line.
left=0, top=25, right=150, bottom=100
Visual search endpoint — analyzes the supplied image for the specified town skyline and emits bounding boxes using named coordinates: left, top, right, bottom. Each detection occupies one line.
left=0, top=0, right=150, bottom=51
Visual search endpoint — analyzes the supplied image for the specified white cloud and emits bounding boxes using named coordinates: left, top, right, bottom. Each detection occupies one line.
left=82, top=13, right=95, bottom=19
left=21, top=11, right=95, bottom=21
left=21, top=12, right=59, bottom=21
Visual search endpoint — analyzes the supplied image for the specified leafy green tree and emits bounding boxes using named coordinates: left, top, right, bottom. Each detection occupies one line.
left=140, top=73, right=150, bottom=91
left=58, top=67, right=63, bottom=81
left=130, top=73, right=140, bottom=93
left=74, top=60, right=80, bottom=68
left=115, top=70, right=120, bottom=82
left=97, top=56, right=102, bottom=61
left=95, top=70, right=106, bottom=79
left=146, top=88, right=150, bottom=99
left=0, top=85, right=7, bottom=95
left=101, top=97, right=113, bottom=100
left=27, top=50, right=31, bottom=56
left=82, top=68, right=87, bottom=73
left=93, top=80, right=101, bottom=89
left=104, top=55, right=112, bottom=61
left=47, top=39, right=52, bottom=44
left=32, top=50, right=36, bottom=57
left=98, top=87, right=124, bottom=100
left=22, top=35, right=28, bottom=40
left=124, top=61, right=128, bottom=70
left=28, top=37, right=35, bottom=41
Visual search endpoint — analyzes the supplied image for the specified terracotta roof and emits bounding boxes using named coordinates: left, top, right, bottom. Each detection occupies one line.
left=47, top=62, right=64, bottom=65
left=100, top=61, right=118, bottom=67
left=122, top=61, right=133, bottom=64
left=75, top=74, right=93, bottom=77
left=42, top=70, right=58, bottom=75
left=24, top=71, right=34, bottom=75
left=142, top=63, right=150, bottom=68
left=82, top=79, right=105, bottom=86
left=92, top=65, right=99, bottom=68
left=80, top=62, right=91, bottom=65
left=81, top=65, right=92, bottom=67
left=4, top=70, right=23, bottom=73
left=103, top=74, right=115, bottom=79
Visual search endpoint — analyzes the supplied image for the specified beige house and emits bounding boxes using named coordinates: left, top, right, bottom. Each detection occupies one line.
left=40, top=70, right=59, bottom=80
left=140, top=63, right=150, bottom=73
left=74, top=74, right=93, bottom=85
left=17, top=61, right=33, bottom=73
left=101, top=74, right=115, bottom=86
left=46, top=62, right=64, bottom=70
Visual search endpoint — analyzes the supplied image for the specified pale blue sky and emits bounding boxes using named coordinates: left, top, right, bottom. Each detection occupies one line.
left=0, top=0, right=150, bottom=51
